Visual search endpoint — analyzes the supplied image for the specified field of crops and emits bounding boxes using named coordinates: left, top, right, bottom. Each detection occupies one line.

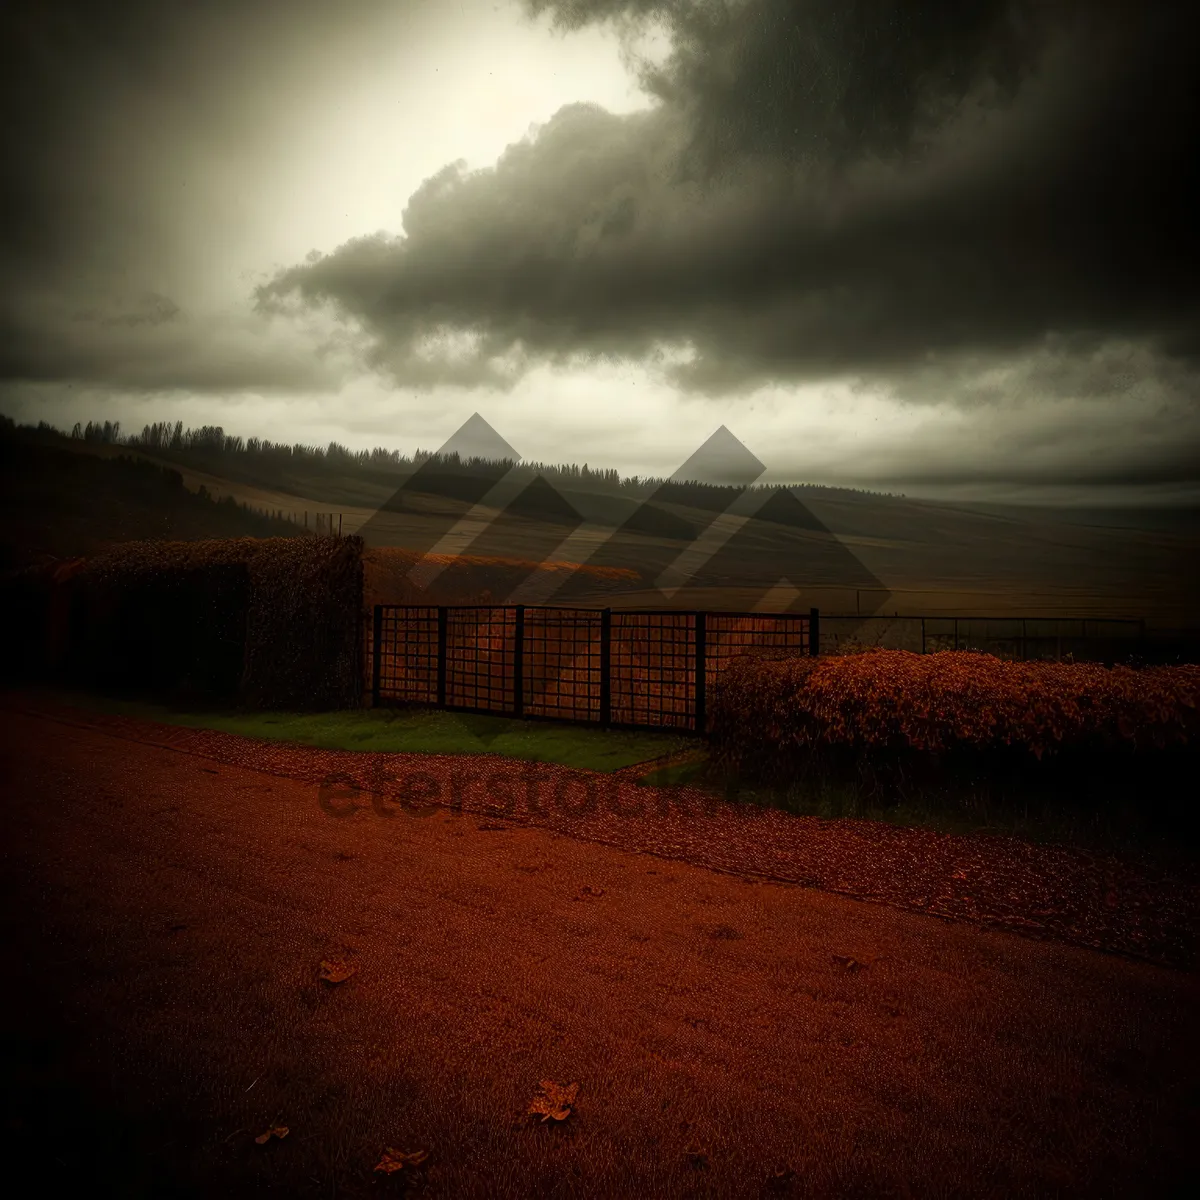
left=363, top=546, right=640, bottom=609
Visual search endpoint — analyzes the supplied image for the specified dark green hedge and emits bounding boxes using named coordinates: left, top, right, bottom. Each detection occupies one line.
left=73, top=536, right=364, bottom=709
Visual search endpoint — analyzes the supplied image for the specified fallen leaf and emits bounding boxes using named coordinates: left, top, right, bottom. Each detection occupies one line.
left=374, top=1147, right=428, bottom=1174
left=527, top=1079, right=579, bottom=1122
left=319, top=959, right=357, bottom=984
left=708, top=925, right=742, bottom=940
left=832, top=954, right=867, bottom=972
left=254, top=1125, right=289, bottom=1144
left=580, top=885, right=605, bottom=898
left=766, top=1165, right=796, bottom=1192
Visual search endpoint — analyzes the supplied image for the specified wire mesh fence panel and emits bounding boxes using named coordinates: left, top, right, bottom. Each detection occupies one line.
left=369, top=605, right=1152, bottom=725
left=958, top=618, right=1024, bottom=660
left=370, top=605, right=815, bottom=732
left=521, top=607, right=603, bottom=722
left=1083, top=619, right=1146, bottom=639
left=703, top=613, right=811, bottom=698
left=917, top=616, right=1144, bottom=662
left=444, top=606, right=517, bottom=715
left=609, top=611, right=698, bottom=732
left=819, top=615, right=926, bottom=653
left=375, top=606, right=438, bottom=704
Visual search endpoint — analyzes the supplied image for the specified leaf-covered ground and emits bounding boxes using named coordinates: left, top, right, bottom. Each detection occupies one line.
left=5, top=691, right=1196, bottom=970
left=1, top=696, right=1197, bottom=1197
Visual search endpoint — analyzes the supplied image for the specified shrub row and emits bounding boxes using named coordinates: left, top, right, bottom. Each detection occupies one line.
left=706, top=649, right=1200, bottom=780
left=74, top=536, right=364, bottom=709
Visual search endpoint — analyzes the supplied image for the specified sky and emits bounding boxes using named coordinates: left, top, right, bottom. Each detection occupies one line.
left=1, top=0, right=1198, bottom=506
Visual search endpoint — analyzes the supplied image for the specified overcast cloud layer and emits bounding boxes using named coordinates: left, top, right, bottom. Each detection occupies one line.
left=2, top=1, right=1198, bottom=500
left=259, top=1, right=1200, bottom=394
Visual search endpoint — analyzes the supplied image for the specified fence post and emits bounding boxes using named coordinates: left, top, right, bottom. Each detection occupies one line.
left=694, top=611, right=706, bottom=736
left=809, top=607, right=820, bottom=657
left=372, top=605, right=383, bottom=707
left=338, top=513, right=343, bottom=538
left=513, top=604, right=525, bottom=720
left=436, top=607, right=447, bottom=707
left=599, top=608, right=611, bottom=728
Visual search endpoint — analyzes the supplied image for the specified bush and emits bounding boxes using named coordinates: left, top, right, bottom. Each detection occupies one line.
left=707, top=649, right=1200, bottom=796
left=73, top=536, right=364, bottom=709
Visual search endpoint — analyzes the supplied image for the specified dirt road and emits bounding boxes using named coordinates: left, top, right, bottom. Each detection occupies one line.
left=1, top=705, right=1196, bottom=1198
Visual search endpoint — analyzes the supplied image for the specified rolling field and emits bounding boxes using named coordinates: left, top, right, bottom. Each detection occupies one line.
left=60, top=439, right=1200, bottom=628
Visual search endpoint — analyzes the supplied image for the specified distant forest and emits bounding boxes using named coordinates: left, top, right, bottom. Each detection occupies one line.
left=0, top=415, right=305, bottom=570
left=3, top=413, right=907, bottom=507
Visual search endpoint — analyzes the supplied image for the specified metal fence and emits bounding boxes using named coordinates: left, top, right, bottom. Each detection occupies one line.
left=818, top=614, right=1148, bottom=663
left=366, top=606, right=1166, bottom=735
left=370, top=604, right=819, bottom=735
left=244, top=506, right=346, bottom=535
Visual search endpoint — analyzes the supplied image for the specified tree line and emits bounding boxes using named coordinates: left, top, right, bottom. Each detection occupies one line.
left=2, top=412, right=908, bottom=502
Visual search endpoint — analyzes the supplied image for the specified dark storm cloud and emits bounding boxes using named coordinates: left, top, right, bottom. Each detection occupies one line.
left=0, top=0, right=397, bottom=392
left=258, top=0, right=1200, bottom=398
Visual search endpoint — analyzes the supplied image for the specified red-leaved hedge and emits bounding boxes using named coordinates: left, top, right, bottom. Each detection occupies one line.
left=707, top=649, right=1200, bottom=777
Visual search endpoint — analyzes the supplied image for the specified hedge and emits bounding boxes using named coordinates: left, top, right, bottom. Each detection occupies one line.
left=72, top=536, right=364, bottom=709
left=707, top=648, right=1200, bottom=782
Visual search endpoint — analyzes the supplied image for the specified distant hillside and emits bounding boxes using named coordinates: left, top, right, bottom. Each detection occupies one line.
left=13, top=412, right=1197, bottom=535
left=0, top=417, right=306, bottom=570
left=4, top=412, right=1196, bottom=627
left=61, top=416, right=1200, bottom=540
left=27, top=414, right=915, bottom=510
